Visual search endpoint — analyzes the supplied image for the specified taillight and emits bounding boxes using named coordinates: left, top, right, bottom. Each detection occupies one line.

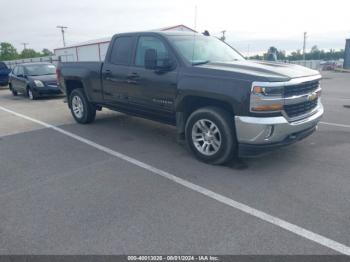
left=56, top=69, right=60, bottom=80
left=56, top=69, right=60, bottom=84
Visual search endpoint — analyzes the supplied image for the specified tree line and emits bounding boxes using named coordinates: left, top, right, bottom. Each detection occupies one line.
left=2, top=41, right=345, bottom=62
left=249, top=46, right=345, bottom=61
left=0, top=42, right=53, bottom=61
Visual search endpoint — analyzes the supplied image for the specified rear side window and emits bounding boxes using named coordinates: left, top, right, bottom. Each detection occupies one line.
left=0, top=62, right=8, bottom=70
left=109, top=37, right=134, bottom=65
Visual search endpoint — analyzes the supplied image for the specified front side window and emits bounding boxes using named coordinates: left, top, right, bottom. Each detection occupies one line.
left=169, top=35, right=244, bottom=65
left=110, top=37, right=134, bottom=65
left=135, top=36, right=170, bottom=67
left=24, top=64, right=56, bottom=76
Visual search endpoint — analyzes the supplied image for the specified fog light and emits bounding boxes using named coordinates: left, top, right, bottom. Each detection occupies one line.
left=264, top=125, right=274, bottom=140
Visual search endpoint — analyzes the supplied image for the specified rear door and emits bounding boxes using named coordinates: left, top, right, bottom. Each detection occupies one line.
left=15, top=66, right=27, bottom=93
left=126, top=35, right=178, bottom=115
left=9, top=66, right=18, bottom=88
left=101, top=36, right=136, bottom=105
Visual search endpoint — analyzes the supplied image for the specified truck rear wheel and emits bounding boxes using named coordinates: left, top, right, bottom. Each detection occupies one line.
left=69, top=89, right=96, bottom=124
left=185, top=107, right=237, bottom=165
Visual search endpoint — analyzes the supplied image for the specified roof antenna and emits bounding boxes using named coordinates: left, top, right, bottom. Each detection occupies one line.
left=191, top=5, right=198, bottom=65
left=194, top=5, right=197, bottom=31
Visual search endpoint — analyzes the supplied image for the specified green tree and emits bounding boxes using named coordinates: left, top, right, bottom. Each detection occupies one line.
left=268, top=46, right=278, bottom=54
left=0, top=42, right=19, bottom=60
left=20, top=48, right=40, bottom=59
left=42, top=48, right=53, bottom=56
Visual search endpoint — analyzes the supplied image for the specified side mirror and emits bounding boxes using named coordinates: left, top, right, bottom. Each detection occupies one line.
left=144, top=49, right=157, bottom=70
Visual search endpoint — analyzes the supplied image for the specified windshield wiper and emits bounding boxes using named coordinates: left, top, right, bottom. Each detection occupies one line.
left=192, top=60, right=210, bottom=66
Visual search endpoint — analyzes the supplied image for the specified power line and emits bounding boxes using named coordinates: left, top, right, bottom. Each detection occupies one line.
left=56, top=25, right=68, bottom=47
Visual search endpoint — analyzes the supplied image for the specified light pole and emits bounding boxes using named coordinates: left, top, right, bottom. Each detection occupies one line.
left=57, top=26, right=68, bottom=47
left=303, top=32, right=307, bottom=60
left=220, top=30, right=226, bottom=42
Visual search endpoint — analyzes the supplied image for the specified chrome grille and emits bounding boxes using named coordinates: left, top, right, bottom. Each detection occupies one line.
left=45, top=81, right=58, bottom=87
left=284, top=80, right=319, bottom=97
left=284, top=99, right=318, bottom=118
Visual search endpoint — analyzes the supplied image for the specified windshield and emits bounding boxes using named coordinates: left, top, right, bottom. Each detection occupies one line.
left=25, top=64, right=56, bottom=76
left=168, top=35, right=244, bottom=65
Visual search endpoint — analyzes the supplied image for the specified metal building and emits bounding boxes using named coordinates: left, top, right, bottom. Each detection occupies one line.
left=344, top=39, right=350, bottom=69
left=54, top=24, right=196, bottom=62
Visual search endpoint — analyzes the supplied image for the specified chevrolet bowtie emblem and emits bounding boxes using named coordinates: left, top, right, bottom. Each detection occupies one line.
left=307, top=92, right=318, bottom=101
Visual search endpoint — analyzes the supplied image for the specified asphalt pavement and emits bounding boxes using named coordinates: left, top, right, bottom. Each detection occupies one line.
left=0, top=71, right=349, bottom=255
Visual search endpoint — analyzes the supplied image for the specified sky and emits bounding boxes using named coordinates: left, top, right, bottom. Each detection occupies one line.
left=1, top=0, right=349, bottom=55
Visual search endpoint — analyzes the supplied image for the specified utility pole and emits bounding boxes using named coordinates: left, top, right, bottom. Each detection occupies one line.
left=57, top=25, right=68, bottom=47
left=21, top=42, right=29, bottom=51
left=220, top=30, right=226, bottom=42
left=303, top=32, right=307, bottom=60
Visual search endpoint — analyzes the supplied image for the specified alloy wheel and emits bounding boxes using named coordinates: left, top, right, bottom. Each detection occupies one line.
left=72, top=95, right=84, bottom=118
left=191, top=119, right=222, bottom=156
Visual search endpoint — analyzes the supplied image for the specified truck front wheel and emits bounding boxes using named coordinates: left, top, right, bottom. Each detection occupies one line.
left=185, top=107, right=237, bottom=165
left=69, top=89, right=96, bottom=124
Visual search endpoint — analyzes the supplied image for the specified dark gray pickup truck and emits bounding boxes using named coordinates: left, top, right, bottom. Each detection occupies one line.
left=57, top=31, right=323, bottom=164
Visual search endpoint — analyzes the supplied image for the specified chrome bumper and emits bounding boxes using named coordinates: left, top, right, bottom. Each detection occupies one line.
left=234, top=102, right=324, bottom=145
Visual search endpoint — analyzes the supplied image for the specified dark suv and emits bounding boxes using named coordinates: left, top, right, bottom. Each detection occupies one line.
left=0, top=62, right=11, bottom=86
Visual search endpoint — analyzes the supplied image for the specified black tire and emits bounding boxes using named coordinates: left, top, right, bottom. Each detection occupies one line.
left=185, top=107, right=237, bottom=165
left=9, top=84, right=17, bottom=96
left=27, top=87, right=37, bottom=100
left=69, top=89, right=96, bottom=124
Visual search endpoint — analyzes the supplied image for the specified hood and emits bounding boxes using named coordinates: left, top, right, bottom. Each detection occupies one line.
left=198, top=60, right=320, bottom=82
left=27, top=74, right=57, bottom=84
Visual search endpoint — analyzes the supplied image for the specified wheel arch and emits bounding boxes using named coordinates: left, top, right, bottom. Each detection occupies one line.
left=175, top=95, right=235, bottom=136
left=64, top=79, right=85, bottom=107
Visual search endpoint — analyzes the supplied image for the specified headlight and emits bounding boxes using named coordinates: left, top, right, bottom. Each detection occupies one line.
left=252, top=86, right=283, bottom=96
left=34, top=80, right=45, bottom=87
left=250, top=84, right=284, bottom=113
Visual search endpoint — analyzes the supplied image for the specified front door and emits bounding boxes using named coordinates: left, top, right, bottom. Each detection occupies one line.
left=127, top=35, right=178, bottom=116
left=13, top=66, right=26, bottom=93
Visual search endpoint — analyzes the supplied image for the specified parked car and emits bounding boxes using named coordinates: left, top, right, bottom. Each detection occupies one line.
left=8, top=62, right=61, bottom=100
left=0, top=61, right=11, bottom=86
left=57, top=31, right=323, bottom=164
left=320, top=61, right=337, bottom=71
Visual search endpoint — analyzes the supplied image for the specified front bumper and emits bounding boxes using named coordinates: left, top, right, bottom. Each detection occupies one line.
left=33, top=85, right=62, bottom=96
left=235, top=103, right=324, bottom=156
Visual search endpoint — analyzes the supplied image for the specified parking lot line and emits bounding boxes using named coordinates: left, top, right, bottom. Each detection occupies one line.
left=1, top=105, right=350, bottom=256
left=320, top=121, right=350, bottom=129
